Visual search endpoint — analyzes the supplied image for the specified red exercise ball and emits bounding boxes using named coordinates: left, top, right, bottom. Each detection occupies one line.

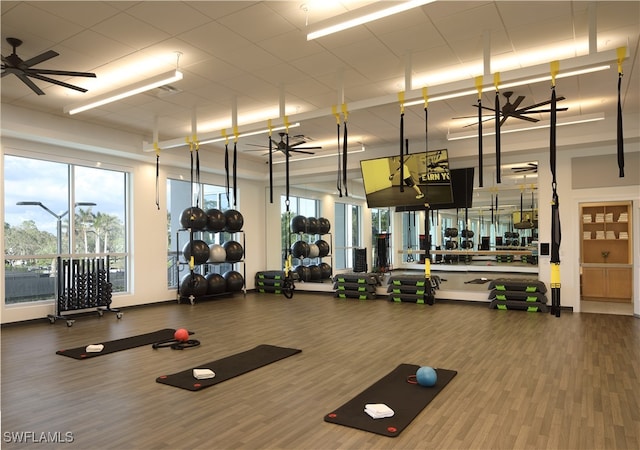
left=174, top=328, right=189, bottom=342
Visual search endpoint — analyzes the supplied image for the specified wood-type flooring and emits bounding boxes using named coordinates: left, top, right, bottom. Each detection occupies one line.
left=1, top=292, right=639, bottom=449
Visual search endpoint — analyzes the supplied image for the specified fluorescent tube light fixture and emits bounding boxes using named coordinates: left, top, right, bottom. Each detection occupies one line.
left=446, top=113, right=605, bottom=141
left=307, top=0, right=436, bottom=40
left=64, top=70, right=183, bottom=115
left=199, top=123, right=301, bottom=146
left=272, top=144, right=365, bottom=165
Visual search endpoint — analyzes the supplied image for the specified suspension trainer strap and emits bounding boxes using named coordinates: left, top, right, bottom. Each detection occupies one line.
left=222, top=129, right=230, bottom=205
left=549, top=60, right=561, bottom=318
left=342, top=104, right=349, bottom=197
left=494, top=73, right=501, bottom=185
left=333, top=106, right=342, bottom=197
left=154, top=143, right=160, bottom=210
left=617, top=47, right=626, bottom=177
left=268, top=120, right=274, bottom=203
left=195, top=139, right=201, bottom=208
left=398, top=92, right=405, bottom=193
left=233, top=141, right=238, bottom=208
left=475, top=76, right=484, bottom=187
left=232, top=127, right=238, bottom=208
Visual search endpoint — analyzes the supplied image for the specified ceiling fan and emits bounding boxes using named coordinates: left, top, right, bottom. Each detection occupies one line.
left=454, top=91, right=568, bottom=127
left=1, top=37, right=96, bottom=95
left=510, top=162, right=538, bottom=173
left=246, top=132, right=322, bottom=156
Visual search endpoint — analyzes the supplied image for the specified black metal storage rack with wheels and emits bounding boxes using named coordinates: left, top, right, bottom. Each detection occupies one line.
left=48, top=255, right=122, bottom=327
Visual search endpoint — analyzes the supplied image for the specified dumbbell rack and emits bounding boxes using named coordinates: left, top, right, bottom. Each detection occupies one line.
left=48, top=255, right=122, bottom=327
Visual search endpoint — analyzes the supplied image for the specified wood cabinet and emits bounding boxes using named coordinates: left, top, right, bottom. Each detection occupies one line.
left=580, top=201, right=632, bottom=302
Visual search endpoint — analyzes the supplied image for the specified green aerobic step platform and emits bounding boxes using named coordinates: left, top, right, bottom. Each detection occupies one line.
left=489, top=289, right=548, bottom=303
left=488, top=278, right=547, bottom=293
left=333, top=273, right=380, bottom=286
left=334, top=282, right=376, bottom=293
left=255, top=270, right=286, bottom=280
left=335, top=290, right=376, bottom=300
left=489, top=299, right=548, bottom=312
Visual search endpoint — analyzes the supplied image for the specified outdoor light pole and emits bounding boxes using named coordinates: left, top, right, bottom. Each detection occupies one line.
left=16, top=201, right=97, bottom=255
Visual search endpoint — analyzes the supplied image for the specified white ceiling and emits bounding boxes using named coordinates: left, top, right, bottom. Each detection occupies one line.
left=2, top=1, right=639, bottom=195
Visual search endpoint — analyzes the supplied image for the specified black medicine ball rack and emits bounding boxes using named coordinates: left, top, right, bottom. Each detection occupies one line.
left=176, top=207, right=246, bottom=305
left=48, top=255, right=121, bottom=327
left=288, top=215, right=333, bottom=283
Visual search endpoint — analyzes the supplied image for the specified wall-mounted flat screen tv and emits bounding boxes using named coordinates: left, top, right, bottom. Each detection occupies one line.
left=360, top=149, right=453, bottom=208
left=396, top=167, right=475, bottom=212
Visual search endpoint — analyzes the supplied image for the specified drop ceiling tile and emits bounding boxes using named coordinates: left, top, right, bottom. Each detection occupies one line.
left=125, top=2, right=212, bottom=35
left=91, top=13, right=171, bottom=50
left=216, top=2, right=296, bottom=42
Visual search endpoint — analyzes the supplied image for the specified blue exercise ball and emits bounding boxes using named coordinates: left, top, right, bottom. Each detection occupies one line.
left=416, top=366, right=437, bottom=387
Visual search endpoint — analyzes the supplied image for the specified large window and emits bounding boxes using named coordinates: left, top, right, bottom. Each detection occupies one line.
left=167, top=178, right=231, bottom=288
left=4, top=155, right=129, bottom=304
left=334, top=202, right=361, bottom=270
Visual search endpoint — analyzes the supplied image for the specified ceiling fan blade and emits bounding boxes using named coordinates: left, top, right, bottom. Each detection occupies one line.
left=23, top=50, right=59, bottom=68
left=292, top=146, right=322, bottom=150
left=521, top=108, right=569, bottom=113
left=17, top=73, right=45, bottom=95
left=461, top=116, right=496, bottom=128
left=510, top=114, right=539, bottom=123
left=452, top=114, right=494, bottom=119
left=26, top=73, right=88, bottom=92
left=26, top=68, right=96, bottom=78
left=245, top=143, right=270, bottom=148
left=511, top=96, right=526, bottom=109
left=517, top=96, right=565, bottom=112
left=289, top=149, right=316, bottom=155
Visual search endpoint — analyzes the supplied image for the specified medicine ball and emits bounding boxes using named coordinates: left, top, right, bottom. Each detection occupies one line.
left=205, top=272, right=226, bottom=294
left=224, top=209, right=244, bottom=232
left=180, top=273, right=208, bottom=297
left=223, top=270, right=244, bottom=292
left=290, top=215, right=307, bottom=234
left=182, top=240, right=210, bottom=265
left=291, top=240, right=310, bottom=258
left=308, top=243, right=320, bottom=258
left=294, top=264, right=311, bottom=282
left=223, top=240, right=244, bottom=262
left=208, top=244, right=226, bottom=263
left=317, top=217, right=331, bottom=235
left=319, top=262, right=332, bottom=279
left=416, top=366, right=437, bottom=387
left=180, top=206, right=207, bottom=230
left=205, top=208, right=226, bottom=232
left=444, top=227, right=458, bottom=238
left=308, top=264, right=322, bottom=281
left=306, top=217, right=319, bottom=234
left=315, top=239, right=330, bottom=257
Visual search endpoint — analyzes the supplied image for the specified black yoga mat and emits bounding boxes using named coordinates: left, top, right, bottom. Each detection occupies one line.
left=324, top=363, right=457, bottom=437
left=56, top=328, right=178, bottom=360
left=156, top=344, right=302, bottom=391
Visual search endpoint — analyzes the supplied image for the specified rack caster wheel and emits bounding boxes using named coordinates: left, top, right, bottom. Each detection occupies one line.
left=97, top=310, right=104, bottom=317
left=116, top=312, right=123, bottom=319
left=48, top=317, right=56, bottom=324
left=66, top=320, right=75, bottom=327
